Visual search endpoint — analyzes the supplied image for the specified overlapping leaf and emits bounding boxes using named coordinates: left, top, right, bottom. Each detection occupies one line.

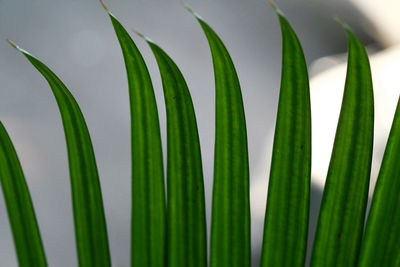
left=137, top=34, right=207, bottom=267
left=184, top=4, right=251, bottom=267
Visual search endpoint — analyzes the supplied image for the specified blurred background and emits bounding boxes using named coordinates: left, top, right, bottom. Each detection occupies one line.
left=1, top=0, right=399, bottom=266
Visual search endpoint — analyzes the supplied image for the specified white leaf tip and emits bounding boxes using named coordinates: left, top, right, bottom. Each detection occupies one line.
left=334, top=16, right=345, bottom=25
left=268, top=0, right=277, bottom=9
left=268, top=0, right=284, bottom=16
left=6, top=39, right=31, bottom=55
left=334, top=17, right=352, bottom=32
left=99, top=0, right=110, bottom=13
left=7, top=39, right=18, bottom=49
left=132, top=28, right=153, bottom=43
left=182, top=1, right=191, bottom=10
left=182, top=2, right=202, bottom=19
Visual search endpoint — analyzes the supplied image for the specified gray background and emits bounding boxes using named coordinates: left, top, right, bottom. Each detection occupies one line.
left=0, top=0, right=375, bottom=266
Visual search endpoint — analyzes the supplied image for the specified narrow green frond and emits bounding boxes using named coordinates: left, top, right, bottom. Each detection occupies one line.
left=0, top=121, right=47, bottom=267
left=102, top=5, right=166, bottom=267
left=140, top=34, right=207, bottom=267
left=311, top=22, right=374, bottom=267
left=185, top=6, right=251, bottom=267
left=260, top=6, right=311, bottom=267
left=358, top=97, right=400, bottom=266
left=10, top=43, right=111, bottom=267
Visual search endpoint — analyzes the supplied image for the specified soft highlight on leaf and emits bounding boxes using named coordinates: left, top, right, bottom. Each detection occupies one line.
left=10, top=43, right=111, bottom=266
left=184, top=5, right=251, bottom=267
left=310, top=22, right=374, bottom=267
left=358, top=98, right=400, bottom=266
left=260, top=5, right=311, bottom=267
left=102, top=3, right=166, bottom=266
left=0, top=121, right=47, bottom=267
left=140, top=34, right=207, bottom=267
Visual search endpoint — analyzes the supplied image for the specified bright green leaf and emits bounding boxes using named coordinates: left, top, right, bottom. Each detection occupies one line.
left=358, top=97, right=400, bottom=266
left=102, top=3, right=166, bottom=266
left=138, top=34, right=207, bottom=267
left=310, top=21, right=374, bottom=267
left=0, top=121, right=47, bottom=267
left=260, top=4, right=311, bottom=267
left=184, top=4, right=251, bottom=267
left=9, top=41, right=111, bottom=267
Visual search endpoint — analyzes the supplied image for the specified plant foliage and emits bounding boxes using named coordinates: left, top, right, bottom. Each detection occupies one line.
left=103, top=5, right=166, bottom=266
left=1, top=2, right=400, bottom=267
left=310, top=19, right=374, bottom=267
left=261, top=4, right=311, bottom=267
left=0, top=121, right=47, bottom=267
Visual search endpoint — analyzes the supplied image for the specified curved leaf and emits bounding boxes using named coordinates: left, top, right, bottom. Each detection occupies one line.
left=358, top=97, right=400, bottom=266
left=9, top=41, right=111, bottom=267
left=0, top=121, right=47, bottom=267
left=310, top=21, right=374, bottom=267
left=184, top=4, right=251, bottom=267
left=260, top=4, right=311, bottom=267
left=139, top=34, right=207, bottom=267
left=101, top=3, right=166, bottom=266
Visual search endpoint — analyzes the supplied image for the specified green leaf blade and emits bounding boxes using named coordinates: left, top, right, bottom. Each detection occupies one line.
left=260, top=7, right=311, bottom=267
left=104, top=10, right=166, bottom=267
left=14, top=48, right=111, bottom=267
left=187, top=8, right=251, bottom=267
left=145, top=39, right=207, bottom=267
left=0, top=121, right=47, bottom=267
left=311, top=23, right=374, bottom=267
left=358, top=98, right=400, bottom=266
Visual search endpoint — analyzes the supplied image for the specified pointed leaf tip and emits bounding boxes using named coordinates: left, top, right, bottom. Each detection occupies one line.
left=181, top=1, right=192, bottom=12
left=182, top=2, right=202, bottom=19
left=99, top=0, right=110, bottom=13
left=132, top=28, right=153, bottom=43
left=268, top=0, right=284, bottom=16
left=334, top=17, right=352, bottom=32
left=7, top=39, right=18, bottom=49
left=268, top=0, right=278, bottom=10
left=7, top=40, right=30, bottom=55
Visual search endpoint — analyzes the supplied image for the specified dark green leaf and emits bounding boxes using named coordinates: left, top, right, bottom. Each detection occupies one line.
left=0, top=121, right=47, bottom=267
left=260, top=4, right=311, bottom=267
left=310, top=20, right=374, bottom=267
left=140, top=34, right=207, bottom=267
left=358, top=98, right=400, bottom=266
left=101, top=3, right=166, bottom=266
left=184, top=4, right=251, bottom=267
left=9, top=40, right=111, bottom=267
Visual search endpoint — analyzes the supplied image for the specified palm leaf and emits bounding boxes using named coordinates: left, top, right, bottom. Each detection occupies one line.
left=136, top=32, right=207, bottom=267
left=260, top=3, right=311, bottom=266
left=310, top=20, right=374, bottom=267
left=8, top=40, right=111, bottom=266
left=184, top=4, right=251, bottom=267
left=0, top=121, right=47, bottom=267
left=358, top=97, right=400, bottom=266
left=101, top=2, right=166, bottom=266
